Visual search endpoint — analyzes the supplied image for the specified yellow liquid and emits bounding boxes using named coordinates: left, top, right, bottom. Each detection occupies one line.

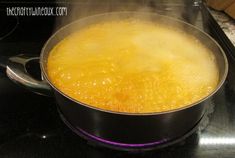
left=47, top=20, right=219, bottom=113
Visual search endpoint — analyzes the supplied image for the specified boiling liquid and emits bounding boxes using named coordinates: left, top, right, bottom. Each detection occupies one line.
left=47, top=20, right=218, bottom=113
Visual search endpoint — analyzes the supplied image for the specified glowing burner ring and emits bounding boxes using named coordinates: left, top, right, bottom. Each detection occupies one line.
left=78, top=127, right=169, bottom=148
left=59, top=109, right=203, bottom=151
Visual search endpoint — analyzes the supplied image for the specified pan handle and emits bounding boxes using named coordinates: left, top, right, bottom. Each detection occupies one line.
left=6, top=54, right=52, bottom=96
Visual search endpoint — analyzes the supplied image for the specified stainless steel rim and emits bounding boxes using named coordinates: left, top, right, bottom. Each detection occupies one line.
left=40, top=11, right=229, bottom=116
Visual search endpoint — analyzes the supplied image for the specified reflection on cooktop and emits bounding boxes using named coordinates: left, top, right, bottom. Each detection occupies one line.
left=0, top=9, right=18, bottom=40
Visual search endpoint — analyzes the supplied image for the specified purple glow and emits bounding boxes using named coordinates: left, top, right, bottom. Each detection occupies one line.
left=78, top=128, right=168, bottom=147
left=58, top=111, right=169, bottom=148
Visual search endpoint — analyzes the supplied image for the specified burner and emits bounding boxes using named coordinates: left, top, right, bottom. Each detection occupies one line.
left=0, top=9, right=18, bottom=40
left=57, top=99, right=215, bottom=152
left=58, top=109, right=207, bottom=152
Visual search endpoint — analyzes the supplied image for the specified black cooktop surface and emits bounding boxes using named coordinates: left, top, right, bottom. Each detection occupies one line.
left=0, top=0, right=235, bottom=157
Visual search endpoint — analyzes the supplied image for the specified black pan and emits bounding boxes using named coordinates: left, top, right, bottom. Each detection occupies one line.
left=3, top=12, right=228, bottom=151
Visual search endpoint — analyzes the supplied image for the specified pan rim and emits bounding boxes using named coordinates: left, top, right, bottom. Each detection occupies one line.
left=40, top=11, right=228, bottom=116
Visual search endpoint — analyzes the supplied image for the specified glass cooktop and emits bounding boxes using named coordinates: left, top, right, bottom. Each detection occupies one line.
left=0, top=0, right=235, bottom=157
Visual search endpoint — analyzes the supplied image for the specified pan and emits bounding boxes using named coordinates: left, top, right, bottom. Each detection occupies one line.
left=3, top=12, right=228, bottom=151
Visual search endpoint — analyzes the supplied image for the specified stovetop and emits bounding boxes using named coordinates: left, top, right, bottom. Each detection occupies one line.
left=0, top=0, right=235, bottom=157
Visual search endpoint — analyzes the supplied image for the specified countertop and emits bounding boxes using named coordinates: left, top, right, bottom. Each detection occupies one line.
left=210, top=9, right=235, bottom=46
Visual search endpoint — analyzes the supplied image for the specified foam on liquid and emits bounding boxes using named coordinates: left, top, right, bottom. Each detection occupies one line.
left=47, top=20, right=219, bottom=113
